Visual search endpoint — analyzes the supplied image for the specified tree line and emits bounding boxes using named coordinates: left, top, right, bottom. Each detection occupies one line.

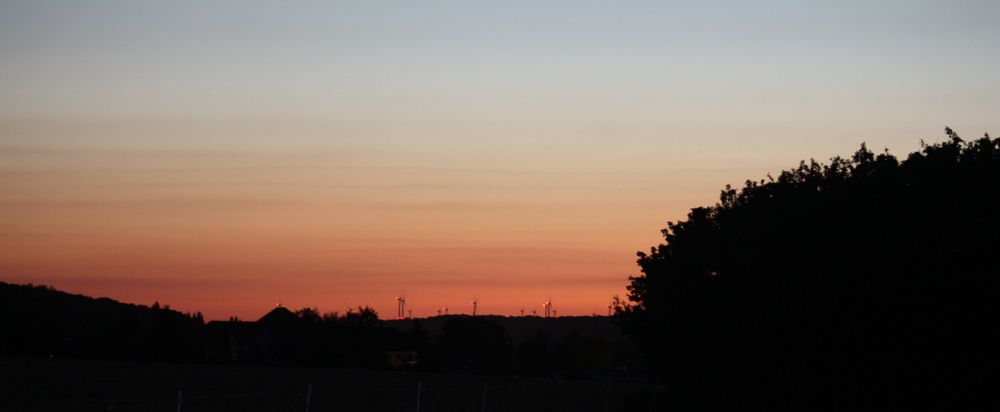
left=617, top=129, right=998, bottom=409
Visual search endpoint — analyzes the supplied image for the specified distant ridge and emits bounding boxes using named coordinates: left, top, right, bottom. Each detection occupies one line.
left=385, top=314, right=623, bottom=343
left=0, top=282, right=203, bottom=360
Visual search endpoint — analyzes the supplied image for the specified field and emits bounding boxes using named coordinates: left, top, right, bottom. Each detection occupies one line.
left=1, top=357, right=661, bottom=412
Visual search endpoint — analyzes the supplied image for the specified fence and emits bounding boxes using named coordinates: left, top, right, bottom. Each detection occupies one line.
left=3, top=367, right=662, bottom=412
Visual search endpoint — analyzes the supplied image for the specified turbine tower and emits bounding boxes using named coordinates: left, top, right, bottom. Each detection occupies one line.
left=472, top=299, right=478, bottom=316
left=396, top=296, right=407, bottom=319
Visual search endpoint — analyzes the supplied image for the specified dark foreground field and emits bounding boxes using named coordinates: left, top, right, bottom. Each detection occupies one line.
left=1, top=357, right=661, bottom=412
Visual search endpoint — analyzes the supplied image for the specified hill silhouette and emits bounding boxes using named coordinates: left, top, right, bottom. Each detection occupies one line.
left=386, top=314, right=624, bottom=343
left=0, top=282, right=641, bottom=379
left=0, top=282, right=204, bottom=361
left=618, top=128, right=999, bottom=410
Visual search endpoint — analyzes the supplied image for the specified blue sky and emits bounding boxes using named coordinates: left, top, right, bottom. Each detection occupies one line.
left=1, top=1, right=998, bottom=318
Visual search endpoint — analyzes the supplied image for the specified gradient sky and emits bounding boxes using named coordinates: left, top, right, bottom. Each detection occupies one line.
left=2, top=1, right=998, bottom=320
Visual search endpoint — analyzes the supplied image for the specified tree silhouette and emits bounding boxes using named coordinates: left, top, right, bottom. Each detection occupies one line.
left=618, top=129, right=999, bottom=410
left=0, top=283, right=204, bottom=361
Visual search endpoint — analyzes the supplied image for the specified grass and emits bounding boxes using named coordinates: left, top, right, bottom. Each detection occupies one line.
left=0, top=357, right=661, bottom=412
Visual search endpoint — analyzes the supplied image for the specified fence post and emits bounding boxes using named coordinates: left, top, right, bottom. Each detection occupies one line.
left=649, top=376, right=660, bottom=412
left=416, top=381, right=422, bottom=412
left=305, top=383, right=312, bottom=412
left=648, top=385, right=656, bottom=412
left=480, top=383, right=488, bottom=412
left=176, top=389, right=183, bottom=412
left=604, top=379, right=612, bottom=412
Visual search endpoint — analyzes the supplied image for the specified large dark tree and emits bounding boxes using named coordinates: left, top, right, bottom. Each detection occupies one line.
left=618, top=129, right=999, bottom=410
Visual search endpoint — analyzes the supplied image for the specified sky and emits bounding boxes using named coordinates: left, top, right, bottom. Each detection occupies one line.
left=1, top=1, right=998, bottom=320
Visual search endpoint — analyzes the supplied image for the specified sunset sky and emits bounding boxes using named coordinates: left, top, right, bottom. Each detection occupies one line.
left=2, top=1, right=998, bottom=320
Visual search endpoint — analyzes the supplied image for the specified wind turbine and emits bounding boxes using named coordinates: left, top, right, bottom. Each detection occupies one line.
left=396, top=296, right=407, bottom=319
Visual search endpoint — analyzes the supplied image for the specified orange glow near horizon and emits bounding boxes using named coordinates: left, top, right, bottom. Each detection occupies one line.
left=1, top=120, right=993, bottom=321
left=0, top=139, right=720, bottom=320
left=3, top=2, right=997, bottom=321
